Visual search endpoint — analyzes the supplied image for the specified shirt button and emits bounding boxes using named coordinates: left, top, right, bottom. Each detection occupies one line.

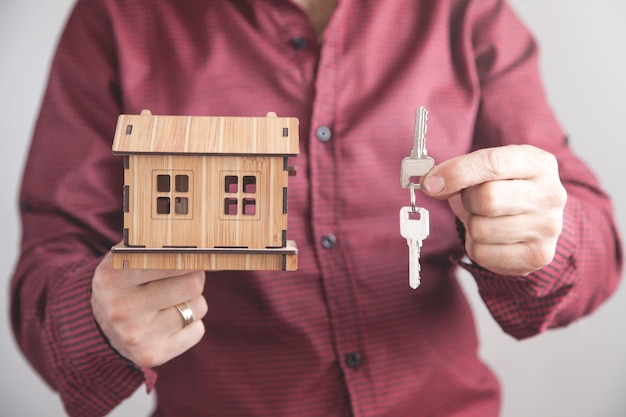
left=20, top=201, right=33, bottom=212
left=345, top=352, right=363, bottom=369
left=291, top=37, right=307, bottom=50
left=321, top=234, right=337, bottom=249
left=315, top=125, right=332, bottom=142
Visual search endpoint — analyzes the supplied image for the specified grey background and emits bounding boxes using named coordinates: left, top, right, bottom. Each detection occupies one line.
left=1, top=0, right=625, bottom=416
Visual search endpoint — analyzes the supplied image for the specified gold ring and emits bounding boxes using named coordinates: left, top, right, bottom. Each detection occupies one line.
left=174, top=302, right=194, bottom=328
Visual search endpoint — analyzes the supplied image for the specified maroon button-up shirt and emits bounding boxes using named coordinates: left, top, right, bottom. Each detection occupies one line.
left=11, top=0, right=622, bottom=416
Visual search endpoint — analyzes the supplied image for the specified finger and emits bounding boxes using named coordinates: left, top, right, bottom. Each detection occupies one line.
left=125, top=267, right=202, bottom=286
left=104, top=293, right=208, bottom=368
left=460, top=180, right=533, bottom=217
left=97, top=270, right=206, bottom=321
left=161, top=320, right=206, bottom=365
left=92, top=266, right=205, bottom=336
left=131, top=320, right=206, bottom=368
left=97, top=253, right=200, bottom=287
left=141, top=270, right=206, bottom=311
left=162, top=294, right=209, bottom=334
left=465, top=211, right=563, bottom=245
left=142, top=297, right=207, bottom=367
left=465, top=239, right=558, bottom=277
left=423, top=144, right=554, bottom=199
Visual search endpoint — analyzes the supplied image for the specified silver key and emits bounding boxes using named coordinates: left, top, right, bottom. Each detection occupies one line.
left=399, top=206, right=430, bottom=289
left=400, top=107, right=435, bottom=189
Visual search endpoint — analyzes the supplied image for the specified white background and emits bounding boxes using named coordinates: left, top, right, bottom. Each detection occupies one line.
left=1, top=1, right=625, bottom=416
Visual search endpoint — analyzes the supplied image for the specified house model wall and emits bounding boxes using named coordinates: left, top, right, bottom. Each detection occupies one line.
left=110, top=110, right=299, bottom=271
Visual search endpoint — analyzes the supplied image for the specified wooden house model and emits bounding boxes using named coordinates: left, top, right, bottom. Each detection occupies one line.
left=110, top=110, right=299, bottom=271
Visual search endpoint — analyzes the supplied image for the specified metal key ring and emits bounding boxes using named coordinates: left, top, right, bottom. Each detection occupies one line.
left=410, top=183, right=417, bottom=212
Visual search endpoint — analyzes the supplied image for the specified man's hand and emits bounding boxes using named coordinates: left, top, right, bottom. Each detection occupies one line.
left=422, top=144, right=567, bottom=277
left=91, top=252, right=208, bottom=368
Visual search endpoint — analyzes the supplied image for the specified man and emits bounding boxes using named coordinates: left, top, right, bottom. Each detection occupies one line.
left=11, top=0, right=622, bottom=416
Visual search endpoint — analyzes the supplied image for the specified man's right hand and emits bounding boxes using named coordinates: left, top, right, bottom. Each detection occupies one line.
left=91, top=252, right=208, bottom=368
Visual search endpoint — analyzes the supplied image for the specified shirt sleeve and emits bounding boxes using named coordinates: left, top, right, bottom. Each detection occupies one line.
left=457, top=0, right=623, bottom=339
left=10, top=1, right=157, bottom=415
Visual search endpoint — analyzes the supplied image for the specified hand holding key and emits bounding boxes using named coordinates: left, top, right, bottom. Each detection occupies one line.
left=422, top=144, right=567, bottom=277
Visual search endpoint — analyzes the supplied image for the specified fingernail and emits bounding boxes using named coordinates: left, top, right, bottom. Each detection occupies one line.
left=423, top=174, right=445, bottom=195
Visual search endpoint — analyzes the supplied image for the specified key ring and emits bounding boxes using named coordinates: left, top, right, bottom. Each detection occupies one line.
left=410, top=183, right=417, bottom=212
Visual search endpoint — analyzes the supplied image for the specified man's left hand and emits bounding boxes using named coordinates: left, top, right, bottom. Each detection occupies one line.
left=422, top=144, right=567, bottom=277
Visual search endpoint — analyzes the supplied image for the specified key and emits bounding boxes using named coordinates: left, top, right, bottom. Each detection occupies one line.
left=399, top=206, right=430, bottom=289
left=400, top=107, right=435, bottom=189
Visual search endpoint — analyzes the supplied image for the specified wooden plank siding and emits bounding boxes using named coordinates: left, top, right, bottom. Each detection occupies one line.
left=124, top=154, right=289, bottom=249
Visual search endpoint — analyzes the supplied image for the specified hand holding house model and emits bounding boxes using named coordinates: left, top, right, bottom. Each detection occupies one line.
left=110, top=110, right=299, bottom=271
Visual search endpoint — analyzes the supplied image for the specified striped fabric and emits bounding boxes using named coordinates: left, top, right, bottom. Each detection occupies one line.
left=11, top=0, right=621, bottom=416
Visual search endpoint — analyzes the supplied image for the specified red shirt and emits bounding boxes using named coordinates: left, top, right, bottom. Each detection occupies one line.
left=11, top=0, right=622, bottom=416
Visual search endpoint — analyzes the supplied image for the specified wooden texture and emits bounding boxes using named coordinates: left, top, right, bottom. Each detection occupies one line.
left=112, top=110, right=299, bottom=270
left=113, top=110, right=299, bottom=156
left=111, top=241, right=298, bottom=271
left=124, top=154, right=289, bottom=249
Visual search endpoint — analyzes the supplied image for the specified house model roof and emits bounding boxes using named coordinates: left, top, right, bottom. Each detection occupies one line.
left=112, top=110, right=299, bottom=156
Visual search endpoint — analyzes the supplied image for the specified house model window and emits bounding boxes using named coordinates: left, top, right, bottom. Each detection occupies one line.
left=221, top=172, right=259, bottom=219
left=153, top=171, right=193, bottom=218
